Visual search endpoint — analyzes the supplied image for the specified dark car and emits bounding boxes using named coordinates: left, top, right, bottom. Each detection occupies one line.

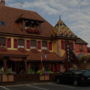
left=54, top=70, right=90, bottom=86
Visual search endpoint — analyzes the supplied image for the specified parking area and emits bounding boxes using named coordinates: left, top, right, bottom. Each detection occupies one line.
left=0, top=83, right=90, bottom=90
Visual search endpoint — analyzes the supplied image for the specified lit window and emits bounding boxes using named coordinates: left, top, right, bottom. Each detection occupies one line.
left=18, top=39, right=24, bottom=48
left=0, top=37, right=6, bottom=47
left=31, top=40, right=37, bottom=48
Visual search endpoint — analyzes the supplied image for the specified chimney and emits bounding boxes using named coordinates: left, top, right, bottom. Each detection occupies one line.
left=0, top=0, right=5, bottom=6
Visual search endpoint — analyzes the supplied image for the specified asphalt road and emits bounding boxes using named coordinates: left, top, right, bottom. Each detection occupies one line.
left=0, top=83, right=90, bottom=90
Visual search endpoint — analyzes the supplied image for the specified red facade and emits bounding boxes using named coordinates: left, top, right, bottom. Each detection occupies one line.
left=74, top=44, right=88, bottom=55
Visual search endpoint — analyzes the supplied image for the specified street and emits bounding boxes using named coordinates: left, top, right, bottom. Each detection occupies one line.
left=0, top=83, right=90, bottom=90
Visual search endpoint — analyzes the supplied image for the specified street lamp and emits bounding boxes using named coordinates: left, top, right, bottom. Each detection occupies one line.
left=65, top=40, right=71, bottom=71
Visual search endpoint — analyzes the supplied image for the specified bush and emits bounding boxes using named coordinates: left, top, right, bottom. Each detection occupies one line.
left=27, top=68, right=35, bottom=74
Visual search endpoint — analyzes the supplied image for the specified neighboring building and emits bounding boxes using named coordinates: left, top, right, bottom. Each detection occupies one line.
left=55, top=19, right=88, bottom=70
left=88, top=47, right=90, bottom=53
left=0, top=0, right=89, bottom=78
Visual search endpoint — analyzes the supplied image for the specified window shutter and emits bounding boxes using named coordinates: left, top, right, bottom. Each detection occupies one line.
left=37, top=40, right=41, bottom=49
left=6, top=38, right=11, bottom=48
left=61, top=40, right=65, bottom=49
left=14, top=39, right=18, bottom=48
left=48, top=41, right=52, bottom=50
left=26, top=40, right=30, bottom=49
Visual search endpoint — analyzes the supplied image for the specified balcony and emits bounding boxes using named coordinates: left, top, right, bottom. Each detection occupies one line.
left=26, top=28, right=40, bottom=34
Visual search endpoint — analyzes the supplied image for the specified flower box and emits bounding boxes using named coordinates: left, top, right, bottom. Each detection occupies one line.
left=40, top=74, right=49, bottom=81
left=7, top=74, right=14, bottom=82
left=2, top=74, right=15, bottom=82
left=18, top=48, right=26, bottom=52
left=2, top=74, right=8, bottom=82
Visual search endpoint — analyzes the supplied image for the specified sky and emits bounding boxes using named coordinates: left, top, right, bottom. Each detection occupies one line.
left=5, top=0, right=90, bottom=46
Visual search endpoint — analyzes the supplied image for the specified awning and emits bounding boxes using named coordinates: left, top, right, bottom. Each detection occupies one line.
left=0, top=49, right=66, bottom=62
left=27, top=49, right=66, bottom=62
left=9, top=57, right=23, bottom=62
left=0, top=50, right=28, bottom=57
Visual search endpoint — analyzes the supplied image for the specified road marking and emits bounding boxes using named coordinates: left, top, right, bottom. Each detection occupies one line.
left=0, top=86, right=11, bottom=90
left=26, top=84, right=49, bottom=90
left=48, top=83, right=76, bottom=89
left=32, top=83, right=50, bottom=85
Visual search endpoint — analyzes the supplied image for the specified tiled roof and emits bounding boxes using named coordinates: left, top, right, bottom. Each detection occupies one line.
left=76, top=38, right=87, bottom=45
left=0, top=5, right=56, bottom=38
left=0, top=49, right=28, bottom=57
left=55, top=19, right=77, bottom=38
left=55, top=19, right=87, bottom=44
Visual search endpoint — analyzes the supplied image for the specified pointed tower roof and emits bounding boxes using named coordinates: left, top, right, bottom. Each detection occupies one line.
left=55, top=18, right=77, bottom=38
left=55, top=18, right=88, bottom=45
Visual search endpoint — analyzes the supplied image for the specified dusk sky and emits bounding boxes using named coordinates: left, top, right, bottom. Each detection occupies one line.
left=6, top=0, right=90, bottom=46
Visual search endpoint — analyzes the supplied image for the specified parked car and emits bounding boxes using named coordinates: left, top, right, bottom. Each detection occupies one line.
left=54, top=70, right=90, bottom=86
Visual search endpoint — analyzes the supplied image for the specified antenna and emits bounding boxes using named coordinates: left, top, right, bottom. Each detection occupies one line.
left=58, top=15, right=62, bottom=33
left=59, top=15, right=61, bottom=21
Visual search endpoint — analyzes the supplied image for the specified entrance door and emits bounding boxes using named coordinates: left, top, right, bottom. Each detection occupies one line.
left=15, top=61, right=25, bottom=74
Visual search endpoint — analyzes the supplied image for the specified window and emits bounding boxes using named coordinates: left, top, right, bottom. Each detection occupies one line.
left=31, top=40, right=37, bottom=48
left=18, top=39, right=24, bottom=48
left=42, top=41, right=47, bottom=47
left=0, top=21, right=5, bottom=26
left=24, top=20, right=37, bottom=28
left=0, top=37, right=6, bottom=47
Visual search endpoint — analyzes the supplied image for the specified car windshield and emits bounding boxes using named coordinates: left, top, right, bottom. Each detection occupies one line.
left=74, top=71, right=82, bottom=74
left=71, top=70, right=83, bottom=74
left=83, top=70, right=90, bottom=76
left=71, top=70, right=89, bottom=75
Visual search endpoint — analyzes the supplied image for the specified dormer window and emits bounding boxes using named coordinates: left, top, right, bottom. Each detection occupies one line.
left=24, top=20, right=39, bottom=28
left=16, top=18, right=43, bottom=34
left=0, top=21, right=5, bottom=26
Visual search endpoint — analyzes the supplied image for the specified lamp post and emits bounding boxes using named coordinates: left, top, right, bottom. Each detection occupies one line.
left=65, top=40, right=71, bottom=71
